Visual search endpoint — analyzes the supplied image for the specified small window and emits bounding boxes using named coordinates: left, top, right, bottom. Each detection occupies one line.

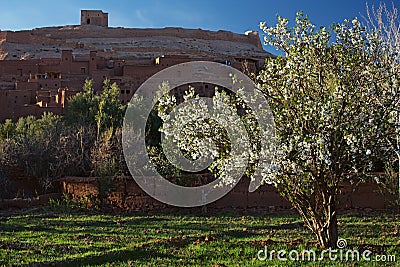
left=126, top=90, right=131, bottom=94
left=205, top=84, right=209, bottom=89
left=55, top=84, right=58, bottom=87
left=87, top=18, right=91, bottom=24
left=81, top=68, right=86, bottom=74
left=121, top=90, right=125, bottom=94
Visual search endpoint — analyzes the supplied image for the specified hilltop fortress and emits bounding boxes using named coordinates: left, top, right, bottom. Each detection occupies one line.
left=0, top=10, right=272, bottom=121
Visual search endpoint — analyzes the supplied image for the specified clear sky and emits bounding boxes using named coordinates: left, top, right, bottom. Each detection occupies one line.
left=0, top=0, right=395, bottom=54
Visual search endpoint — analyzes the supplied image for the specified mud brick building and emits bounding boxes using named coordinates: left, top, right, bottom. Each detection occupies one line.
left=0, top=10, right=271, bottom=121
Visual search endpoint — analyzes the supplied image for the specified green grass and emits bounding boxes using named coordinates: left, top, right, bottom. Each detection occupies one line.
left=0, top=207, right=399, bottom=266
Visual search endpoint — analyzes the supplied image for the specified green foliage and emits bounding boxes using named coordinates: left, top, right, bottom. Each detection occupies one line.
left=0, top=119, right=16, bottom=140
left=49, top=193, right=96, bottom=212
left=66, top=79, right=125, bottom=136
left=0, top=113, right=62, bottom=142
left=97, top=79, right=125, bottom=132
left=65, top=79, right=98, bottom=127
left=0, top=79, right=129, bottom=193
left=62, top=79, right=128, bottom=178
left=0, top=113, right=64, bottom=191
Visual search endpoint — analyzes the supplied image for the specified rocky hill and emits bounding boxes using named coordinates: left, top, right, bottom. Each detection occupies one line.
left=0, top=25, right=271, bottom=61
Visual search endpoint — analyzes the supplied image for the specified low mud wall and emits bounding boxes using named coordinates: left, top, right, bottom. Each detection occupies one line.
left=0, top=193, right=61, bottom=210
left=60, top=176, right=395, bottom=214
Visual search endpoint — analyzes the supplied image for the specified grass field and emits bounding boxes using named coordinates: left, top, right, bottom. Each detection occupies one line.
left=0, top=207, right=399, bottom=266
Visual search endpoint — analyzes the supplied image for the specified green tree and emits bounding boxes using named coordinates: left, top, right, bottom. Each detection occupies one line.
left=66, top=79, right=125, bottom=139
left=65, top=79, right=125, bottom=172
left=65, top=79, right=99, bottom=127
left=95, top=79, right=125, bottom=139
left=0, top=119, right=16, bottom=140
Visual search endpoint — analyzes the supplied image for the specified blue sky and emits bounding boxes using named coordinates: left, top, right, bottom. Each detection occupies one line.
left=0, top=0, right=395, bottom=54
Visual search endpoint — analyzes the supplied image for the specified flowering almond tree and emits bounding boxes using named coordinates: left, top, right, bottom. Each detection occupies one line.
left=151, top=13, right=398, bottom=249
left=365, top=2, right=400, bottom=200
left=257, top=13, right=399, bottom=248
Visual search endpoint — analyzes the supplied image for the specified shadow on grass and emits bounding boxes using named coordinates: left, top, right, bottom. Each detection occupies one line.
left=0, top=213, right=173, bottom=236
left=22, top=243, right=180, bottom=267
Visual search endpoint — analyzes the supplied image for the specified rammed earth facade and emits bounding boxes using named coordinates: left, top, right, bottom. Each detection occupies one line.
left=0, top=10, right=271, bottom=121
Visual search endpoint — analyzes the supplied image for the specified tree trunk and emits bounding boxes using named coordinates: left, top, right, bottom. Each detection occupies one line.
left=293, top=187, right=339, bottom=249
left=312, top=194, right=339, bottom=249
left=328, top=211, right=338, bottom=247
left=281, top=179, right=340, bottom=249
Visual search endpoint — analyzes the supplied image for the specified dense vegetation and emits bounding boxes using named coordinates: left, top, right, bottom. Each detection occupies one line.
left=0, top=79, right=129, bottom=194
